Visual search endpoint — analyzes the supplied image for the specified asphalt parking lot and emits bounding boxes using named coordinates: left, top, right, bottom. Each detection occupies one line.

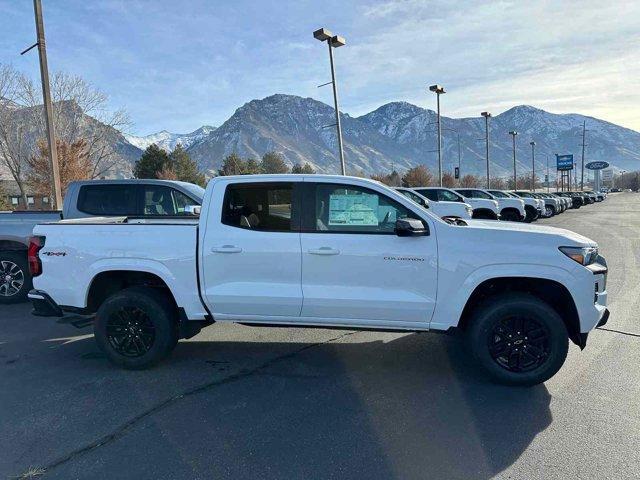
left=2, top=192, right=639, bottom=480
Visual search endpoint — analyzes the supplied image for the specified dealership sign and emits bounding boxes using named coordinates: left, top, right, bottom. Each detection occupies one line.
left=556, top=154, right=574, bottom=171
left=585, top=161, right=610, bottom=170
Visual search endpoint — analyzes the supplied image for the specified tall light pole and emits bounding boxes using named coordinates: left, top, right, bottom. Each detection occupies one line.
left=24, top=0, right=62, bottom=209
left=509, top=131, right=518, bottom=189
left=429, top=84, right=446, bottom=186
left=481, top=112, right=491, bottom=188
left=580, top=120, right=586, bottom=190
left=529, top=141, right=536, bottom=191
left=313, top=28, right=346, bottom=175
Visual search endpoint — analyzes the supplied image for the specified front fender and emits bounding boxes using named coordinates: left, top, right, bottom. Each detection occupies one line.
left=429, top=263, right=578, bottom=330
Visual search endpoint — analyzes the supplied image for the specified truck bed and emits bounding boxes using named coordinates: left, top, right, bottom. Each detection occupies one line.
left=32, top=219, right=207, bottom=319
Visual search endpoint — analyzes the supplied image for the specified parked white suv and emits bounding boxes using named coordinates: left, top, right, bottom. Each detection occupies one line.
left=453, top=189, right=501, bottom=220
left=417, top=187, right=499, bottom=220
left=395, top=187, right=472, bottom=220
left=509, top=191, right=542, bottom=222
left=29, top=174, right=609, bottom=386
left=461, top=188, right=526, bottom=222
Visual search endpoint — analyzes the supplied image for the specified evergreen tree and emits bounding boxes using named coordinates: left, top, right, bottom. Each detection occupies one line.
left=134, top=144, right=171, bottom=179
left=218, top=153, right=246, bottom=176
left=260, top=151, right=290, bottom=174
left=243, top=158, right=262, bottom=174
left=292, top=162, right=316, bottom=174
left=170, top=144, right=205, bottom=186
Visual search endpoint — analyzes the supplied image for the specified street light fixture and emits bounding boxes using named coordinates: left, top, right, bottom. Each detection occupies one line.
left=509, top=131, right=518, bottom=189
left=313, top=27, right=347, bottom=175
left=529, top=141, right=536, bottom=191
left=429, top=84, right=446, bottom=186
left=481, top=112, right=491, bottom=188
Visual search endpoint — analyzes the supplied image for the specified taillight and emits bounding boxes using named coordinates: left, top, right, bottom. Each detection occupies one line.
left=28, top=236, right=45, bottom=276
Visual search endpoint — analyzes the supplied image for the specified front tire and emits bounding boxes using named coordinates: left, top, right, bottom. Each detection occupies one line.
left=94, top=287, right=178, bottom=369
left=467, top=293, right=569, bottom=386
left=0, top=251, right=31, bottom=304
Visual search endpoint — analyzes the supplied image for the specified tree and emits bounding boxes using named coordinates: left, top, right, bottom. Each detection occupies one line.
left=218, top=153, right=245, bottom=176
left=370, top=170, right=401, bottom=186
left=27, top=139, right=92, bottom=197
left=0, top=183, right=9, bottom=210
left=260, top=151, right=289, bottom=174
left=243, top=158, right=262, bottom=174
left=442, top=172, right=456, bottom=187
left=0, top=64, right=129, bottom=208
left=489, top=177, right=506, bottom=189
left=169, top=144, right=205, bottom=186
left=460, top=174, right=481, bottom=187
left=291, top=162, right=316, bottom=174
left=133, top=144, right=171, bottom=179
left=402, top=166, right=433, bottom=187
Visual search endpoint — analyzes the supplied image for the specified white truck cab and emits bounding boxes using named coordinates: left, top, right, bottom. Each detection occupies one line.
left=29, top=174, right=609, bottom=386
left=395, top=187, right=472, bottom=220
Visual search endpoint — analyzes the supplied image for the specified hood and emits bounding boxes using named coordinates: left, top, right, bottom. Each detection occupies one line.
left=460, top=219, right=596, bottom=247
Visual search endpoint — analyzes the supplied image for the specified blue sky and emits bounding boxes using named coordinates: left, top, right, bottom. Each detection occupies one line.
left=1, top=0, right=639, bottom=135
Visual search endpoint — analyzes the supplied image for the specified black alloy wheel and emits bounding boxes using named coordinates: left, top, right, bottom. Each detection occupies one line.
left=488, top=315, right=550, bottom=373
left=105, top=307, right=156, bottom=357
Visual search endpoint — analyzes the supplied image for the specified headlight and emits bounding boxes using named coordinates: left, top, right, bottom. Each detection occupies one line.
left=559, top=246, right=598, bottom=266
left=466, top=206, right=473, bottom=215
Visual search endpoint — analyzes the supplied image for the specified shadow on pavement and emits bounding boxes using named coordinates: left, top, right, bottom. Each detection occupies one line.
left=29, top=331, right=552, bottom=480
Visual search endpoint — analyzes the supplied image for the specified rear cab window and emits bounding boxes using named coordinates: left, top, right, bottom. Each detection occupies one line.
left=221, top=182, right=296, bottom=232
left=77, top=184, right=138, bottom=215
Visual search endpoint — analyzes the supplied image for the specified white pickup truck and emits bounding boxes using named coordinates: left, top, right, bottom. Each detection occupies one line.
left=28, top=175, right=609, bottom=386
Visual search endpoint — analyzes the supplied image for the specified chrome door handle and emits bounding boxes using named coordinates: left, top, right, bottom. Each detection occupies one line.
left=211, top=245, right=242, bottom=253
left=308, top=247, right=340, bottom=255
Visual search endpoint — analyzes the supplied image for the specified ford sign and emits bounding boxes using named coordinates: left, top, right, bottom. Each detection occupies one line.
left=585, top=161, right=610, bottom=170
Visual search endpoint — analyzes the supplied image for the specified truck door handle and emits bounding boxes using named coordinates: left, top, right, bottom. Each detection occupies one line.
left=308, top=247, right=340, bottom=256
left=211, top=245, right=242, bottom=253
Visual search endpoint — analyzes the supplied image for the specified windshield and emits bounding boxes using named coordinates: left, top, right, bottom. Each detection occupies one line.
left=514, top=191, right=533, bottom=198
left=176, top=182, right=206, bottom=203
left=488, top=190, right=509, bottom=198
left=439, top=189, right=464, bottom=202
left=397, top=189, right=429, bottom=209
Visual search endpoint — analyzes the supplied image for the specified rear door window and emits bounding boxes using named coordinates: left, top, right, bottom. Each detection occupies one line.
left=77, top=185, right=138, bottom=216
left=222, top=183, right=295, bottom=232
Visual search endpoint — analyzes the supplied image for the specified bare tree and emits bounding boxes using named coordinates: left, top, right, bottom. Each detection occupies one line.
left=18, top=71, right=129, bottom=179
left=0, top=64, right=32, bottom=206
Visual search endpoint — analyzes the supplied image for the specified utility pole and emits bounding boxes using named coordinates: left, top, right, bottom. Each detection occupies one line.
left=33, top=0, right=62, bottom=209
left=481, top=112, right=491, bottom=188
left=546, top=154, right=550, bottom=193
left=429, top=85, right=446, bottom=186
left=509, top=131, right=518, bottom=189
left=530, top=141, right=536, bottom=191
left=580, top=120, right=586, bottom=190
left=313, top=28, right=346, bottom=175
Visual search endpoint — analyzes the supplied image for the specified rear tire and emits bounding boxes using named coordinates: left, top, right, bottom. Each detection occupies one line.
left=94, top=287, right=178, bottom=369
left=467, top=293, right=569, bottom=386
left=0, top=251, right=31, bottom=304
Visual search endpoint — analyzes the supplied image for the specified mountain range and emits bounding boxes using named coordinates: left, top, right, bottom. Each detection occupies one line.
left=121, top=94, right=640, bottom=179
left=4, top=94, right=637, bottom=181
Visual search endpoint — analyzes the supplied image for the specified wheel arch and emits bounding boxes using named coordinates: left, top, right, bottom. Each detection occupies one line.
left=457, top=276, right=581, bottom=347
left=86, top=269, right=179, bottom=314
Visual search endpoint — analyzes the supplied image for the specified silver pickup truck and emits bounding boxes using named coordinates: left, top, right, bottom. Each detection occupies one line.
left=0, top=179, right=203, bottom=303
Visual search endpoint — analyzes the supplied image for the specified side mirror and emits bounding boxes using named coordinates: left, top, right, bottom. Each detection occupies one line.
left=395, top=218, right=429, bottom=237
left=184, top=205, right=201, bottom=216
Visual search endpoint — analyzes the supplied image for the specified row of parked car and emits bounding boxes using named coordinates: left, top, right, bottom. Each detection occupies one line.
left=395, top=187, right=606, bottom=223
